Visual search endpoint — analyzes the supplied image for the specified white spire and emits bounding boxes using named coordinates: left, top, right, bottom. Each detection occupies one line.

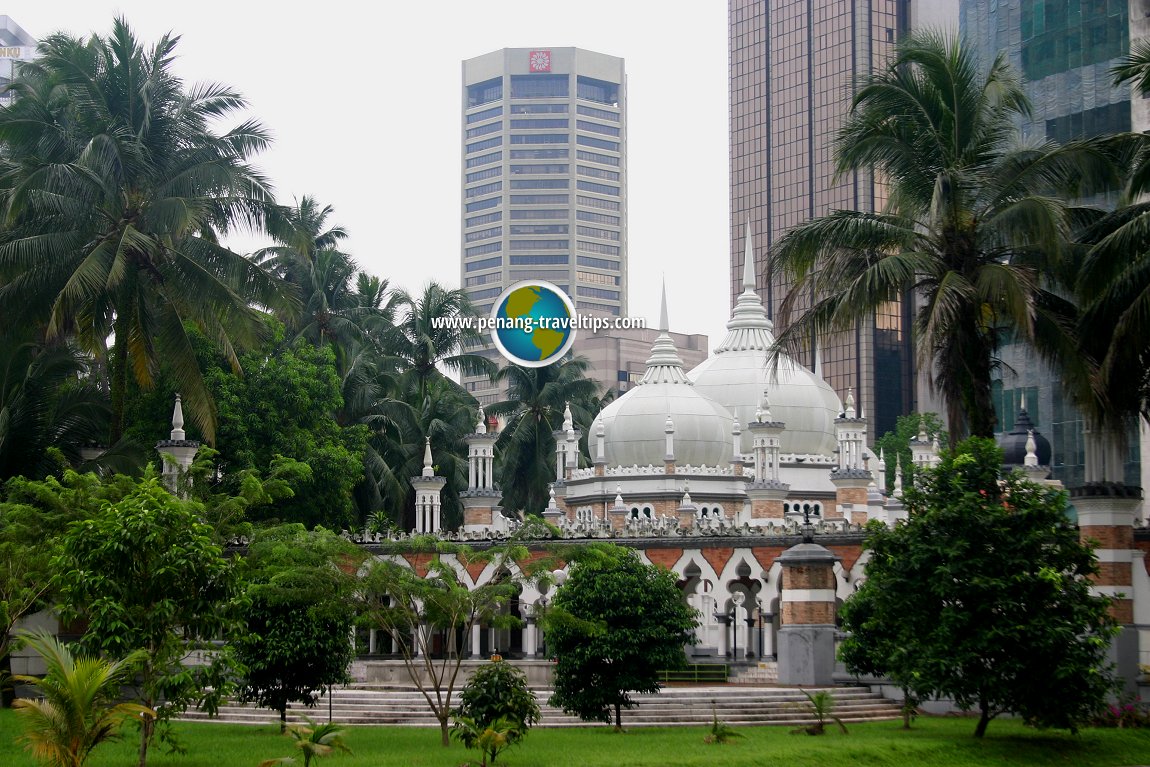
left=742, top=217, right=756, bottom=292
left=659, top=276, right=669, bottom=332
left=476, top=405, right=487, bottom=434
left=562, top=401, right=573, bottom=431
left=613, top=483, right=625, bottom=510
left=421, top=436, right=435, bottom=478
left=640, top=285, right=690, bottom=385
left=844, top=388, right=856, bottom=419
left=681, top=478, right=693, bottom=506
left=761, top=389, right=772, bottom=422
left=714, top=221, right=775, bottom=354
left=170, top=393, right=186, bottom=441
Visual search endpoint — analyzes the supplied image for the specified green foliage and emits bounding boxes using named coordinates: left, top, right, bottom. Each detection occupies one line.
left=210, top=333, right=367, bottom=530
left=450, top=715, right=521, bottom=766
left=52, top=477, right=242, bottom=765
left=258, top=717, right=351, bottom=767
left=236, top=525, right=365, bottom=731
left=454, top=659, right=540, bottom=754
left=873, top=412, right=946, bottom=487
left=703, top=703, right=743, bottom=744
left=791, top=691, right=847, bottom=736
left=544, top=544, right=699, bottom=729
left=11, top=631, right=153, bottom=767
left=839, top=438, right=1119, bottom=738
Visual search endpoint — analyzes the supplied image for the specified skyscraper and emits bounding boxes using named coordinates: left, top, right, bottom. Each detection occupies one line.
left=0, top=16, right=38, bottom=107
left=461, top=48, right=627, bottom=405
left=961, top=0, right=1142, bottom=487
left=728, top=2, right=942, bottom=440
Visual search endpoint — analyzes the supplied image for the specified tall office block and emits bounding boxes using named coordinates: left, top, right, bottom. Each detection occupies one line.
left=462, top=48, right=627, bottom=406
left=962, top=0, right=1142, bottom=488
left=0, top=16, right=37, bottom=107
left=728, top=0, right=916, bottom=440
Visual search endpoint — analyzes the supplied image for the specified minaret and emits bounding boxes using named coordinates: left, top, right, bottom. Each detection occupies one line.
left=156, top=394, right=200, bottom=496
left=730, top=417, right=744, bottom=476
left=461, top=406, right=500, bottom=531
left=593, top=416, right=606, bottom=477
left=829, top=388, right=871, bottom=522
left=411, top=437, right=446, bottom=534
left=746, top=389, right=789, bottom=521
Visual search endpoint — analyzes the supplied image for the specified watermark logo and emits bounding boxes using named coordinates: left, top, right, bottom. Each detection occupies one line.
left=487, top=281, right=577, bottom=367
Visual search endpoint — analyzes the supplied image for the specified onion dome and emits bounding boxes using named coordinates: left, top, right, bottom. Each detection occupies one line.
left=996, top=398, right=1052, bottom=468
left=688, top=222, right=840, bottom=455
left=598, top=283, right=734, bottom=467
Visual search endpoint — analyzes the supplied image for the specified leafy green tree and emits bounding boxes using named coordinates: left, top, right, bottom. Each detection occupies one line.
left=358, top=540, right=528, bottom=746
left=544, top=544, right=698, bottom=730
left=210, top=331, right=367, bottom=530
left=872, top=412, right=946, bottom=489
left=235, top=525, right=365, bottom=732
left=453, top=658, right=540, bottom=759
left=0, top=18, right=291, bottom=444
left=53, top=476, right=241, bottom=767
left=489, top=357, right=601, bottom=516
left=12, top=632, right=153, bottom=767
left=768, top=32, right=1116, bottom=440
left=839, top=438, right=1118, bottom=737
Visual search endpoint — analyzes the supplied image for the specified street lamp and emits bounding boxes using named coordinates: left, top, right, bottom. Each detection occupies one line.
left=755, top=598, right=764, bottom=658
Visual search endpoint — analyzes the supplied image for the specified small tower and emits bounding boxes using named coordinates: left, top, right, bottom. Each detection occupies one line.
left=746, top=389, right=789, bottom=520
left=664, top=414, right=676, bottom=474
left=593, top=416, right=607, bottom=477
left=156, top=394, right=200, bottom=496
left=730, top=417, right=744, bottom=476
left=461, top=406, right=500, bottom=531
left=411, top=437, right=446, bottom=534
left=553, top=402, right=582, bottom=483
left=909, top=416, right=935, bottom=469
left=676, top=479, right=698, bottom=528
left=829, top=389, right=871, bottom=521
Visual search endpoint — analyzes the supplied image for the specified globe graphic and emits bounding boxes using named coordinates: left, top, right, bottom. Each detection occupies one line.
left=492, top=283, right=574, bottom=366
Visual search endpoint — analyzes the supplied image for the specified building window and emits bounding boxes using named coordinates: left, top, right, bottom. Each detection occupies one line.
left=510, top=74, right=569, bottom=98
left=465, top=271, right=503, bottom=287
left=576, top=135, right=619, bottom=151
left=576, top=104, right=620, bottom=121
left=465, top=121, right=502, bottom=139
left=577, top=165, right=620, bottom=181
left=465, top=197, right=500, bottom=213
left=511, top=269, right=569, bottom=280
left=466, top=105, right=503, bottom=124
left=465, top=181, right=503, bottom=198
left=467, top=77, right=502, bottom=107
left=466, top=211, right=502, bottom=228
left=464, top=226, right=502, bottom=242
left=510, top=194, right=570, bottom=204
left=466, top=166, right=502, bottom=183
left=510, top=239, right=569, bottom=250
left=576, top=255, right=620, bottom=270
left=576, top=300, right=621, bottom=315
left=576, top=120, right=621, bottom=137
left=510, top=208, right=567, bottom=219
left=465, top=241, right=502, bottom=257
left=509, top=148, right=569, bottom=160
left=576, top=225, right=620, bottom=241
left=468, top=286, right=504, bottom=300
left=578, top=240, right=620, bottom=256
left=576, top=209, right=620, bottom=225
left=510, top=103, right=568, bottom=114
left=466, top=136, right=503, bottom=154
left=577, top=285, right=620, bottom=300
left=465, top=256, right=503, bottom=272
left=466, top=151, right=502, bottom=168
left=510, top=179, right=569, bottom=190
left=576, top=270, right=620, bottom=286
left=576, top=149, right=619, bottom=166
left=576, top=195, right=621, bottom=211
left=510, top=255, right=569, bottom=265
left=576, top=75, right=619, bottom=105
left=510, top=163, right=569, bottom=175
left=576, top=180, right=619, bottom=196
left=510, top=118, right=569, bottom=129
left=510, top=134, right=569, bottom=145
left=510, top=224, right=569, bottom=235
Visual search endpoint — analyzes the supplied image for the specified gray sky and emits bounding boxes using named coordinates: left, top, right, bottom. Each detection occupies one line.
left=10, top=1, right=733, bottom=346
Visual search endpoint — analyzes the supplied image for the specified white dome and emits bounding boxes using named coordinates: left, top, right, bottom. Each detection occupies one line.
left=598, top=292, right=735, bottom=468
left=687, top=227, right=840, bottom=455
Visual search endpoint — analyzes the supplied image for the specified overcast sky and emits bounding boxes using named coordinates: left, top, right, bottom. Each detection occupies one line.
left=8, top=2, right=733, bottom=346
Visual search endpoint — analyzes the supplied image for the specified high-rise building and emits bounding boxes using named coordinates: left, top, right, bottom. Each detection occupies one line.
left=0, top=16, right=38, bottom=107
left=728, top=2, right=953, bottom=440
left=961, top=0, right=1142, bottom=488
left=461, top=48, right=627, bottom=405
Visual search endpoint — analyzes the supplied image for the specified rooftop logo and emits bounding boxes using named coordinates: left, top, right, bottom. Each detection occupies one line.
left=487, top=280, right=577, bottom=367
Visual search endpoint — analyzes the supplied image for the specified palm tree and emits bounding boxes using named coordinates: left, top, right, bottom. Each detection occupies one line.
left=488, top=356, right=601, bottom=515
left=768, top=32, right=1117, bottom=440
left=12, top=631, right=152, bottom=767
left=0, top=18, right=292, bottom=444
left=259, top=717, right=351, bottom=767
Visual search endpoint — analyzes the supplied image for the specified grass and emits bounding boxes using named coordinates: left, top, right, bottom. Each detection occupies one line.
left=1, top=709, right=1148, bottom=767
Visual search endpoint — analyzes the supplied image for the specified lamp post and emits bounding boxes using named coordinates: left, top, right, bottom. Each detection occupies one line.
left=756, top=598, right=764, bottom=659
left=731, top=591, right=745, bottom=661
left=537, top=596, right=548, bottom=658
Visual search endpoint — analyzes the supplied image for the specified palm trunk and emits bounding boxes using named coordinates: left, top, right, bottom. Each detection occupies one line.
left=110, top=335, right=129, bottom=445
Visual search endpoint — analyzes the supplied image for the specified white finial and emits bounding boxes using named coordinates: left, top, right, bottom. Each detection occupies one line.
left=171, top=393, right=186, bottom=441
left=931, top=435, right=940, bottom=455
left=613, top=483, right=625, bottom=509
left=893, top=454, right=903, bottom=496
left=732, top=417, right=741, bottom=435
left=742, top=217, right=756, bottom=292
left=682, top=479, right=693, bottom=506
left=845, top=388, right=856, bottom=419
left=596, top=418, right=605, bottom=438
left=665, top=415, right=675, bottom=433
left=918, top=417, right=928, bottom=442
left=421, top=436, right=434, bottom=478
left=547, top=484, right=558, bottom=510
left=476, top=405, right=487, bottom=434
left=1025, top=429, right=1038, bottom=467
left=562, top=401, right=573, bottom=431
left=813, top=344, right=822, bottom=378
left=659, top=276, right=669, bottom=332
left=1020, top=391, right=1028, bottom=412
left=761, top=389, right=772, bottom=421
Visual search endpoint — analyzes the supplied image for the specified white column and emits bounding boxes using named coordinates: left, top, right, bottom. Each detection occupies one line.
left=470, top=623, right=483, bottom=657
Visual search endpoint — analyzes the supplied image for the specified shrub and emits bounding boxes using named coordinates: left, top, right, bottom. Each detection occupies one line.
left=455, top=659, right=541, bottom=736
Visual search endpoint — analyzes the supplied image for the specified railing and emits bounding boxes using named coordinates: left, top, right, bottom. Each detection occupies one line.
left=657, top=664, right=730, bottom=684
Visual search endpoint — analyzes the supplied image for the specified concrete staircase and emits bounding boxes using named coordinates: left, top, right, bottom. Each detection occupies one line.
left=180, top=684, right=901, bottom=728
left=728, top=662, right=779, bottom=684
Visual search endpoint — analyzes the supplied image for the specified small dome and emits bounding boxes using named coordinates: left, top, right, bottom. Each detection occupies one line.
left=687, top=223, right=840, bottom=455
left=996, top=405, right=1051, bottom=467
left=599, top=286, right=734, bottom=467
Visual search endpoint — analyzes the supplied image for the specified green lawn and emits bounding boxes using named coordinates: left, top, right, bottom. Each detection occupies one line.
left=1, top=710, right=1148, bottom=767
